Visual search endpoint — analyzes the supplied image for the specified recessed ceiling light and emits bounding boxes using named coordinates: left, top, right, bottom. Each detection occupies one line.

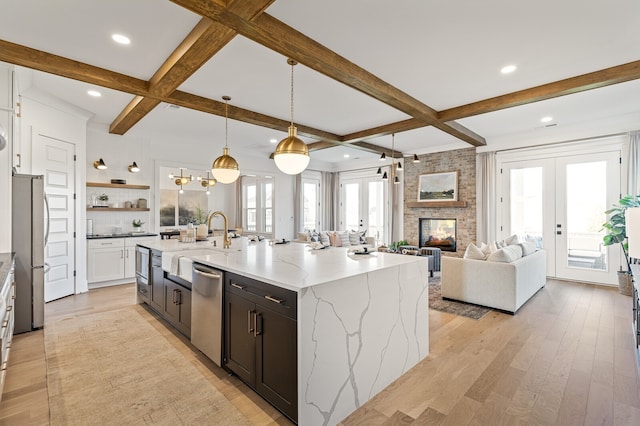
left=87, top=90, right=102, bottom=97
left=112, top=34, right=130, bottom=45
left=501, top=64, right=517, bottom=74
left=270, top=138, right=278, bottom=144
left=540, top=116, right=553, bottom=123
left=343, top=154, right=350, bottom=158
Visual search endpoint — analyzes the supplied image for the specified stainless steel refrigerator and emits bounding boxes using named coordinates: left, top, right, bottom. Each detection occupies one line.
left=12, top=173, right=47, bottom=334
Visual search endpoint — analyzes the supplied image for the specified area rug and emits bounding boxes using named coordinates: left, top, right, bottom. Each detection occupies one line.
left=428, top=276, right=491, bottom=320
left=44, top=306, right=251, bottom=425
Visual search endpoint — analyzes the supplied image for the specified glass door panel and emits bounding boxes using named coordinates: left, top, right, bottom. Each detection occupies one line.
left=368, top=181, right=385, bottom=243
left=509, top=167, right=543, bottom=246
left=556, top=152, right=619, bottom=284
left=343, top=182, right=360, bottom=230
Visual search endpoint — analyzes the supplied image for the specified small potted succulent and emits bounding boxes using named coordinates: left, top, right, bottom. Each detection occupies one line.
left=132, top=219, right=145, bottom=232
left=97, top=193, right=109, bottom=206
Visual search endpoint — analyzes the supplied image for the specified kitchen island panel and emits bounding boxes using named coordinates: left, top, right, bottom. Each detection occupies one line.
left=299, top=259, right=428, bottom=425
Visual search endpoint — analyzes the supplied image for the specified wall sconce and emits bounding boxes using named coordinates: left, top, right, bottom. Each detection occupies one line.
left=200, top=171, right=217, bottom=195
left=128, top=161, right=140, bottom=173
left=93, top=158, right=107, bottom=170
left=413, top=154, right=420, bottom=163
left=173, top=169, right=192, bottom=194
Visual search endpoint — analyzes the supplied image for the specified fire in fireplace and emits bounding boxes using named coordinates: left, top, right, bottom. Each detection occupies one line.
left=419, top=218, right=457, bottom=252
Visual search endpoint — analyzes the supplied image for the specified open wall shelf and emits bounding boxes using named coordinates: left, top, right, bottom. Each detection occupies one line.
left=87, top=182, right=150, bottom=190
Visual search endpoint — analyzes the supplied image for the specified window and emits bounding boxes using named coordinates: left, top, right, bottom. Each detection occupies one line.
left=302, top=178, right=320, bottom=231
left=242, top=176, right=274, bottom=235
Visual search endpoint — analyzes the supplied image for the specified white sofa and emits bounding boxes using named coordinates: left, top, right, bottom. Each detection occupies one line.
left=441, top=249, right=546, bottom=313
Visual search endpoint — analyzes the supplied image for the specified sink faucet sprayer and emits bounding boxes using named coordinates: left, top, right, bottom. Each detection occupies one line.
left=207, top=211, right=231, bottom=249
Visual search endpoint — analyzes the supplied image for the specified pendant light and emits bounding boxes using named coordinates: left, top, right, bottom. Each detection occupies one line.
left=273, top=59, right=310, bottom=175
left=201, top=171, right=217, bottom=195
left=211, top=96, right=239, bottom=184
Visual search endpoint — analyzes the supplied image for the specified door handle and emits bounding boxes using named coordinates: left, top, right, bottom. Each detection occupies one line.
left=176, top=290, right=181, bottom=305
left=247, top=310, right=254, bottom=334
left=193, top=269, right=221, bottom=279
left=254, top=312, right=262, bottom=337
left=556, top=231, right=562, bottom=235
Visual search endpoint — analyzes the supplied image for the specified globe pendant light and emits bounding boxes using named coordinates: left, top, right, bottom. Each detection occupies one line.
left=211, top=96, right=240, bottom=184
left=274, top=59, right=310, bottom=175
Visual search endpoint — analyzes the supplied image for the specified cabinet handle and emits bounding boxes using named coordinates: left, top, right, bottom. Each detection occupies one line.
left=231, top=283, right=246, bottom=290
left=16, top=153, right=21, bottom=168
left=120, top=249, right=124, bottom=259
left=125, top=249, right=129, bottom=259
left=177, top=290, right=181, bottom=305
left=264, top=295, right=283, bottom=304
left=247, top=310, right=254, bottom=334
left=254, top=312, right=262, bottom=337
left=6, top=306, right=12, bottom=312
left=1, top=320, right=7, bottom=328
left=172, top=289, right=177, bottom=304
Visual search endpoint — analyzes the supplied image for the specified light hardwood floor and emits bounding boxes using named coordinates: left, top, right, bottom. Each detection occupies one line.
left=1, top=278, right=640, bottom=425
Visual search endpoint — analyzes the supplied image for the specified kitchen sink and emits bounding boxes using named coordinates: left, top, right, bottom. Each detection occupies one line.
left=161, top=247, right=241, bottom=282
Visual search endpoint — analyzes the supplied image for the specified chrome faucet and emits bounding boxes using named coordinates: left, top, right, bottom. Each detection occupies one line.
left=207, top=211, right=231, bottom=249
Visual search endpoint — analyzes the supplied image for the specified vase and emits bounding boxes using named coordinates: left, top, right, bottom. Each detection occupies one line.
left=133, top=226, right=142, bottom=233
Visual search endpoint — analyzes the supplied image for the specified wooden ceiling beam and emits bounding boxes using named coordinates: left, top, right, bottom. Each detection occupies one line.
left=0, top=39, right=149, bottom=95
left=167, top=90, right=342, bottom=141
left=110, top=0, right=275, bottom=135
left=170, top=0, right=486, bottom=147
left=439, top=60, right=640, bottom=121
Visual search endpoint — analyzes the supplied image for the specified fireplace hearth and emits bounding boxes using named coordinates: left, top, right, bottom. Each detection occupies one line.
left=419, top=218, right=457, bottom=252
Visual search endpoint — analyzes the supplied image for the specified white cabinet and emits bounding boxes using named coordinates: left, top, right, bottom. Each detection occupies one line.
left=0, top=260, right=16, bottom=401
left=88, top=237, right=157, bottom=285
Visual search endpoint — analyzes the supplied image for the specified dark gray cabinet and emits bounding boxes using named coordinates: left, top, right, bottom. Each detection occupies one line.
left=150, top=250, right=164, bottom=312
left=224, top=273, right=297, bottom=423
left=164, top=277, right=191, bottom=338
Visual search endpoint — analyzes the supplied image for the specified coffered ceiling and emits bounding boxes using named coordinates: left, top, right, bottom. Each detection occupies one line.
left=1, top=0, right=639, bottom=165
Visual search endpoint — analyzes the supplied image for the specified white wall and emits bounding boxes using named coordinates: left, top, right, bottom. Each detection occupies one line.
left=86, top=123, right=297, bottom=239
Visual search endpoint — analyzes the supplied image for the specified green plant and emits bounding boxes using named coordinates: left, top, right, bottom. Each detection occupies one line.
left=601, top=195, right=640, bottom=271
left=193, top=206, right=211, bottom=225
left=389, top=239, right=409, bottom=251
left=132, top=219, right=145, bottom=227
left=97, top=193, right=109, bottom=201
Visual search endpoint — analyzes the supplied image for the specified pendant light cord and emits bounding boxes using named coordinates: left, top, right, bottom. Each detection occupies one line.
left=225, top=99, right=229, bottom=148
left=290, top=61, right=295, bottom=126
left=391, top=133, right=395, bottom=177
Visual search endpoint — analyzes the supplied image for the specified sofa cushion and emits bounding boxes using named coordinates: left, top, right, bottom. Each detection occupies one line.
left=487, top=245, right=522, bottom=263
left=464, top=243, right=487, bottom=260
left=328, top=232, right=342, bottom=247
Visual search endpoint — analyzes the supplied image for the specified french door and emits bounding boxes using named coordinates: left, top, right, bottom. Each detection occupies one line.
left=340, top=177, right=387, bottom=243
left=501, top=151, right=620, bottom=285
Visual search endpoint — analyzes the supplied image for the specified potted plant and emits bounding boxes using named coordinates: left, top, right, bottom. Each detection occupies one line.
left=97, top=193, right=109, bottom=206
left=132, top=219, right=145, bottom=232
left=602, top=195, right=640, bottom=295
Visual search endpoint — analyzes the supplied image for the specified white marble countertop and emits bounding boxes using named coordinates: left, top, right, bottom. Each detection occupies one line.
left=139, top=237, right=426, bottom=292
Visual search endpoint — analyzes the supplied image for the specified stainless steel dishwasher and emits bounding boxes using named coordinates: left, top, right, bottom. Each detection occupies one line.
left=191, top=263, right=224, bottom=366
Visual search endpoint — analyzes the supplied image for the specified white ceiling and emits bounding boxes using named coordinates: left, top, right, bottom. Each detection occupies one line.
left=1, top=0, right=639, bottom=165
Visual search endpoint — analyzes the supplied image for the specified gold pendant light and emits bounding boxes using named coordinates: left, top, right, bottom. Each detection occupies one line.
left=273, top=59, right=310, bottom=175
left=211, top=96, right=239, bottom=184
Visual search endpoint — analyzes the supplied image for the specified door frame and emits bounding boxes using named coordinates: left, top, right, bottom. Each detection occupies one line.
left=496, top=135, right=627, bottom=285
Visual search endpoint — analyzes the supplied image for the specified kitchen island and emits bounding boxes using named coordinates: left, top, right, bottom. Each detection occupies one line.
left=140, top=237, right=429, bottom=425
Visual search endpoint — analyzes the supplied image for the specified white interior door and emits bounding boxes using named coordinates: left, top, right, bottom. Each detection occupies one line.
left=32, top=133, right=76, bottom=301
left=502, top=150, right=620, bottom=285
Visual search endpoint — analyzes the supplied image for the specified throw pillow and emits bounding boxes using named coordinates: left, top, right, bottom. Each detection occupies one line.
left=348, top=231, right=361, bottom=246
left=464, top=243, right=486, bottom=260
left=487, top=245, right=523, bottom=263
left=331, top=232, right=343, bottom=247
left=310, top=230, right=320, bottom=242
left=298, top=232, right=310, bottom=241
left=504, top=234, right=519, bottom=246
left=319, top=231, right=330, bottom=246
left=518, top=241, right=536, bottom=256
left=337, top=231, right=350, bottom=247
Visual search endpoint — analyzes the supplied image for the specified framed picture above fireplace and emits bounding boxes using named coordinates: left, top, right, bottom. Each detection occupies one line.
left=419, top=218, right=457, bottom=252
left=417, top=171, right=458, bottom=202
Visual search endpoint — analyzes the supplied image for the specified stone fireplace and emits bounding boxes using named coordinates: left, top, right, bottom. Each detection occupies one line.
left=419, top=218, right=457, bottom=252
